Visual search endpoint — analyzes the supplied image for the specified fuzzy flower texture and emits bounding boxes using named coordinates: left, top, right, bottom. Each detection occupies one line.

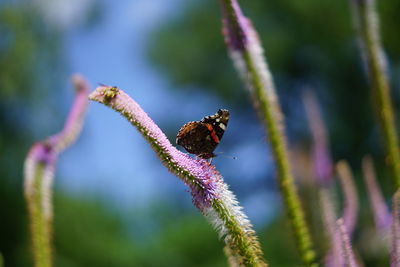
left=24, top=75, right=89, bottom=267
left=89, top=85, right=266, bottom=266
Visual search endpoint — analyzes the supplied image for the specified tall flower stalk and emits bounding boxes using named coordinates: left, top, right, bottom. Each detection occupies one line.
left=319, top=189, right=342, bottom=267
left=303, top=90, right=333, bottom=186
left=336, top=161, right=359, bottom=238
left=218, top=0, right=317, bottom=265
left=303, top=91, right=341, bottom=266
left=89, top=85, right=267, bottom=266
left=392, top=190, right=400, bottom=267
left=349, top=0, right=400, bottom=188
left=337, top=218, right=359, bottom=267
left=362, top=155, right=392, bottom=233
left=24, top=75, right=89, bottom=267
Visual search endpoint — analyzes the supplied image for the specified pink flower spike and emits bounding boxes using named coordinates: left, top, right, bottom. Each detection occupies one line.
left=218, top=1, right=317, bottom=264
left=219, top=0, right=250, bottom=51
left=52, top=74, right=90, bottom=152
left=337, top=218, right=359, bottom=267
left=337, top=161, right=359, bottom=238
left=24, top=74, right=89, bottom=267
left=303, top=90, right=333, bottom=186
left=319, top=188, right=343, bottom=267
left=25, top=73, right=89, bottom=211
left=89, top=85, right=266, bottom=266
left=362, top=155, right=392, bottom=233
left=391, top=190, right=400, bottom=267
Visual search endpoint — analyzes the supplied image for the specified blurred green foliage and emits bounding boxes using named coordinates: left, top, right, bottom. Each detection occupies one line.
left=0, top=8, right=62, bottom=100
left=52, top=193, right=303, bottom=266
left=53, top=194, right=229, bottom=267
left=0, top=4, right=63, bottom=266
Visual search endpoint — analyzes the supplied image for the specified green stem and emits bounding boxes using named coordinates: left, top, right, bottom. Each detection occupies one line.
left=26, top=163, right=52, bottom=267
left=24, top=75, right=88, bottom=267
left=351, top=0, right=400, bottom=188
left=219, top=0, right=318, bottom=264
left=243, top=49, right=317, bottom=266
left=212, top=199, right=266, bottom=267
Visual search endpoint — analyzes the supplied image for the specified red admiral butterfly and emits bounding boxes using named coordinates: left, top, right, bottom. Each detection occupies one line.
left=176, top=109, right=229, bottom=159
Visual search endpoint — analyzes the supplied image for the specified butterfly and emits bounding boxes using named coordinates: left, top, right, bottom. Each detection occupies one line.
left=176, top=109, right=229, bottom=159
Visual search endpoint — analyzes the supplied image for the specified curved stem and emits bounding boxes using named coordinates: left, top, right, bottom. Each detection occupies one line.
left=24, top=75, right=89, bottom=267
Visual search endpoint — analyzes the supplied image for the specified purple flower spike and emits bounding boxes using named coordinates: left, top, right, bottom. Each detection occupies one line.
left=337, top=161, right=359, bottom=238
left=319, top=189, right=343, bottom=267
left=89, top=86, right=266, bottom=266
left=392, top=190, right=400, bottom=267
left=219, top=0, right=277, bottom=105
left=219, top=0, right=250, bottom=51
left=323, top=161, right=358, bottom=267
left=362, top=155, right=392, bottom=233
left=52, top=74, right=90, bottom=152
left=25, top=74, right=89, bottom=213
left=24, top=74, right=89, bottom=267
left=303, top=90, right=333, bottom=186
left=218, top=1, right=317, bottom=264
left=337, top=218, right=359, bottom=267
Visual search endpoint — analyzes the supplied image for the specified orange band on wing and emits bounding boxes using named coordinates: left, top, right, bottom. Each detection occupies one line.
left=206, top=124, right=213, bottom=131
left=206, top=124, right=220, bottom=143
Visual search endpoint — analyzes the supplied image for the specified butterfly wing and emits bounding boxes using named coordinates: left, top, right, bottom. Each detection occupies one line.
left=176, top=109, right=230, bottom=159
left=176, top=121, right=217, bottom=159
left=200, top=109, right=229, bottom=141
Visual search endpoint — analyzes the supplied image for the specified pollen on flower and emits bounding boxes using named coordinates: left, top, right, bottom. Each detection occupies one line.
left=103, top=86, right=119, bottom=102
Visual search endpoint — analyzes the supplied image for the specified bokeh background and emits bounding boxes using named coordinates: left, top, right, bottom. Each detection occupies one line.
left=1, top=0, right=400, bottom=266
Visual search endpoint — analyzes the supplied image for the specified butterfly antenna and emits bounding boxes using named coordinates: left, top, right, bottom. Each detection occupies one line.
left=98, top=82, right=118, bottom=88
left=215, top=151, right=238, bottom=160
